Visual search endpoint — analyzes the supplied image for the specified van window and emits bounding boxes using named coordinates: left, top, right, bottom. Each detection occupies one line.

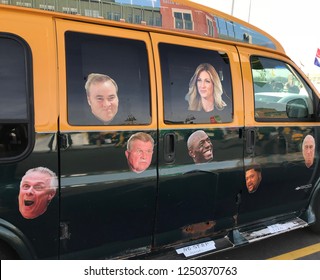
left=159, top=43, right=233, bottom=124
left=0, top=34, right=32, bottom=159
left=65, top=31, right=151, bottom=126
left=251, top=56, right=315, bottom=121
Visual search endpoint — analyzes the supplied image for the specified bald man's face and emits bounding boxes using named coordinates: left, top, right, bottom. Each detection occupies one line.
left=189, top=132, right=213, bottom=163
left=303, top=136, right=315, bottom=168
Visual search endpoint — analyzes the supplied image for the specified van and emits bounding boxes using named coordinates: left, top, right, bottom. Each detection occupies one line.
left=0, top=0, right=320, bottom=260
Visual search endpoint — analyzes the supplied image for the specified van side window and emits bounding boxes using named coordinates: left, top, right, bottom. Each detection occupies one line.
left=65, top=32, right=151, bottom=126
left=0, top=34, right=32, bottom=160
left=159, top=43, right=233, bottom=124
left=251, top=56, right=315, bottom=121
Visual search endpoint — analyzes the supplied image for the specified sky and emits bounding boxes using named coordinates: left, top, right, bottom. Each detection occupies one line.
left=191, top=0, right=320, bottom=76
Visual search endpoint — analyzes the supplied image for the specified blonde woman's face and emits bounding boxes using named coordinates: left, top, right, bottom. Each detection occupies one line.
left=197, top=71, right=213, bottom=99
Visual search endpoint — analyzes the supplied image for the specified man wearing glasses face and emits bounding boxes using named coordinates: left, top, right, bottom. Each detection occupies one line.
left=187, top=130, right=214, bottom=164
left=18, top=167, right=57, bottom=219
left=125, top=132, right=154, bottom=173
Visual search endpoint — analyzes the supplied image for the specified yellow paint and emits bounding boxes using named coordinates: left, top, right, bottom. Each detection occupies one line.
left=268, top=243, right=320, bottom=260
left=2, top=1, right=319, bottom=133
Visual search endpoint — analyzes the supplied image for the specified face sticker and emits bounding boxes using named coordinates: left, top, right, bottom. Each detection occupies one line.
left=185, top=63, right=226, bottom=112
left=125, top=132, right=154, bottom=173
left=302, top=134, right=315, bottom=168
left=85, top=73, right=119, bottom=125
left=18, top=167, right=57, bottom=219
left=187, top=130, right=213, bottom=164
left=245, top=164, right=262, bottom=194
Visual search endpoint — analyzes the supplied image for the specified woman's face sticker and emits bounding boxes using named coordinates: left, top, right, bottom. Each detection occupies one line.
left=197, top=71, right=213, bottom=99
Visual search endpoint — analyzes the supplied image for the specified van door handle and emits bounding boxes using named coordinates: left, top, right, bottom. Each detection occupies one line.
left=246, top=128, right=256, bottom=154
left=164, top=133, right=175, bottom=164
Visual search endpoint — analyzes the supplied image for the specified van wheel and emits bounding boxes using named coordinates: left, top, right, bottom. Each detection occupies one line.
left=310, top=191, right=320, bottom=234
left=0, top=240, right=19, bottom=260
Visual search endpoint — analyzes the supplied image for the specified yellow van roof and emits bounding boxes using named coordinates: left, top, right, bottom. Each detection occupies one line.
left=0, top=0, right=284, bottom=52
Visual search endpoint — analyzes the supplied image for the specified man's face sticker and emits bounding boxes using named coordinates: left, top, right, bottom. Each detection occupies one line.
left=19, top=171, right=56, bottom=219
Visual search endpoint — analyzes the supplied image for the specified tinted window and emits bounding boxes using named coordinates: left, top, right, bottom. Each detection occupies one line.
left=65, top=32, right=151, bottom=126
left=159, top=43, right=233, bottom=124
left=0, top=37, right=28, bottom=119
left=0, top=34, right=32, bottom=159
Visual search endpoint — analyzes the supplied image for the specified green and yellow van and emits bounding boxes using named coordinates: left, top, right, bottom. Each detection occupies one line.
left=0, top=0, right=320, bottom=259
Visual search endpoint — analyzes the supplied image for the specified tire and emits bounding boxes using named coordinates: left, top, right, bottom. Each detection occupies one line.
left=0, top=240, right=19, bottom=260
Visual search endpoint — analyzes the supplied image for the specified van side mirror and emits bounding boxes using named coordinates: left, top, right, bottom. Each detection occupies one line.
left=286, top=98, right=308, bottom=118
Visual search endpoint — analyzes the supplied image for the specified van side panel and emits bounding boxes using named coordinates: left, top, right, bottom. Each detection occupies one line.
left=238, top=47, right=320, bottom=225
left=2, top=1, right=320, bottom=260
left=150, top=33, right=245, bottom=247
left=0, top=9, right=59, bottom=259
left=58, top=132, right=157, bottom=259
left=56, top=20, right=158, bottom=259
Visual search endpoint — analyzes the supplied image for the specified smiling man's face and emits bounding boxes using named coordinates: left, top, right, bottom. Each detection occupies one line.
left=188, top=131, right=213, bottom=163
left=18, top=171, right=56, bottom=219
left=87, top=80, right=119, bottom=124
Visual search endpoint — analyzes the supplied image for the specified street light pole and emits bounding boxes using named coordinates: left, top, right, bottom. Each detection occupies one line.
left=231, top=0, right=235, bottom=16
left=248, top=0, right=252, bottom=22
